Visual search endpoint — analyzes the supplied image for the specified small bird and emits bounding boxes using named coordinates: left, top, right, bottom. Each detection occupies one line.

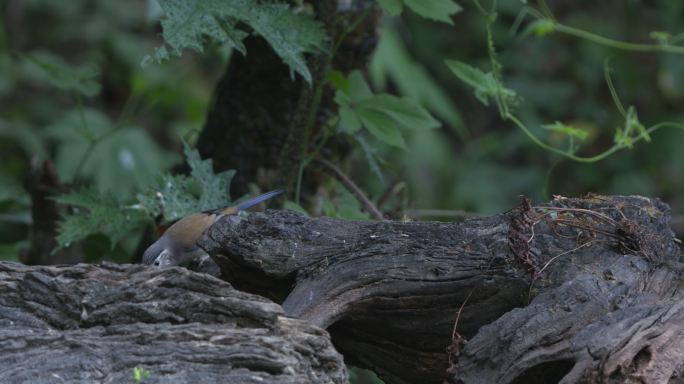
left=142, top=189, right=283, bottom=267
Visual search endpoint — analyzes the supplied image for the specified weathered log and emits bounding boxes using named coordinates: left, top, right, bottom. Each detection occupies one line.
left=199, top=195, right=683, bottom=384
left=0, top=262, right=347, bottom=384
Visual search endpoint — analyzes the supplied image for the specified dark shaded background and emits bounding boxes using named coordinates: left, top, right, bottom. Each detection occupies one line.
left=0, top=1, right=682, bottom=263
left=1, top=1, right=683, bottom=383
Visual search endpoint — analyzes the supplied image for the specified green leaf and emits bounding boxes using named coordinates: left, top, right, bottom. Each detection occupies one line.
left=445, top=59, right=517, bottom=106
left=55, top=187, right=148, bottom=249
left=0, top=119, right=47, bottom=159
left=370, top=27, right=465, bottom=135
left=361, top=95, right=440, bottom=131
left=339, top=104, right=363, bottom=133
left=522, top=19, right=556, bottom=38
left=45, top=110, right=176, bottom=198
left=403, top=0, right=462, bottom=25
left=542, top=121, right=588, bottom=141
left=347, top=70, right=373, bottom=101
left=445, top=60, right=496, bottom=102
left=377, top=0, right=403, bottom=16
left=138, top=143, right=235, bottom=222
left=328, top=70, right=349, bottom=93
left=184, top=143, right=236, bottom=212
left=249, top=3, right=327, bottom=83
left=353, top=134, right=386, bottom=184
left=615, top=106, right=649, bottom=149
left=23, top=52, right=101, bottom=97
left=333, top=70, right=438, bottom=149
left=146, top=0, right=327, bottom=83
left=357, top=108, right=407, bottom=149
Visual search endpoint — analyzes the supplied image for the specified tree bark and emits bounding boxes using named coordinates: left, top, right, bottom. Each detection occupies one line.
left=0, top=262, right=347, bottom=384
left=198, top=195, right=683, bottom=384
left=195, top=2, right=381, bottom=198
left=4, top=195, right=681, bottom=383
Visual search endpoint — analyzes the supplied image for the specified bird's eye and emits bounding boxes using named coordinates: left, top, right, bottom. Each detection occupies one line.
left=154, top=260, right=160, bottom=266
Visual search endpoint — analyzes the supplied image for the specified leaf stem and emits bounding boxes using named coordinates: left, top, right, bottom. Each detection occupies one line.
left=553, top=23, right=684, bottom=54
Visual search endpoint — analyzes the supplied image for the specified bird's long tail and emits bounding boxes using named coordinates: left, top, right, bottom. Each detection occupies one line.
left=235, top=189, right=284, bottom=212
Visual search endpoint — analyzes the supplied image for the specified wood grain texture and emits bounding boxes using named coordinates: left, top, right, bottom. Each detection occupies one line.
left=0, top=262, right=346, bottom=384
left=199, top=195, right=684, bottom=384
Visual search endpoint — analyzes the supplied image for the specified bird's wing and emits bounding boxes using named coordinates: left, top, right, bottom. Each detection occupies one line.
left=164, top=212, right=219, bottom=248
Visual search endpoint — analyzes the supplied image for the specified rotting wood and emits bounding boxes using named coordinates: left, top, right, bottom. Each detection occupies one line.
left=199, top=195, right=683, bottom=384
left=0, top=262, right=346, bottom=384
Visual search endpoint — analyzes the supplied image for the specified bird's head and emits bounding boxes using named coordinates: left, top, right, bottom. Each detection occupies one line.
left=142, top=239, right=174, bottom=267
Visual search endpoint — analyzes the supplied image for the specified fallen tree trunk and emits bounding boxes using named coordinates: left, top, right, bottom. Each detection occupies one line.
left=2, top=195, right=681, bottom=383
left=0, top=263, right=347, bottom=384
left=199, top=195, right=683, bottom=384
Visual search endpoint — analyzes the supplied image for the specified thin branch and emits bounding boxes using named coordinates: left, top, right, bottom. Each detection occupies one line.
left=315, top=158, right=384, bottom=220
left=403, top=209, right=483, bottom=220
left=376, top=179, right=402, bottom=210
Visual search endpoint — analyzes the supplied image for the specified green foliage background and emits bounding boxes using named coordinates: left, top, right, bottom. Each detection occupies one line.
left=1, top=0, right=683, bottom=261
left=1, top=1, right=684, bottom=382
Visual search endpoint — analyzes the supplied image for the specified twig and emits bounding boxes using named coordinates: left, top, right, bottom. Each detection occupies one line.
left=315, top=158, right=384, bottom=220
left=403, top=209, right=482, bottom=220
left=451, top=289, right=474, bottom=340
left=536, top=241, right=595, bottom=276
left=376, top=179, right=402, bottom=210
left=537, top=206, right=620, bottom=227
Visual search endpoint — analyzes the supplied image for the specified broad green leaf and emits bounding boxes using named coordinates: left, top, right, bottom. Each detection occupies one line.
left=45, top=109, right=114, bottom=182
left=339, top=104, right=363, bottom=133
left=357, top=108, right=407, bottom=149
left=361, top=95, right=440, bottom=131
left=45, top=110, right=175, bottom=198
left=377, top=0, right=403, bottom=15
left=333, top=70, right=438, bottom=149
left=403, top=0, right=462, bottom=25
left=146, top=0, right=327, bottom=83
left=353, top=135, right=386, bottom=184
left=0, top=119, right=47, bottom=159
left=370, top=27, right=464, bottom=135
left=22, top=52, right=101, bottom=97
left=347, top=70, right=373, bottom=101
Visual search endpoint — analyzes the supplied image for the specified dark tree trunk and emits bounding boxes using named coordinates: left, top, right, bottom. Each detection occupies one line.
left=195, top=2, right=381, bottom=198
left=22, top=159, right=82, bottom=265
left=198, top=195, right=683, bottom=384
left=0, top=262, right=346, bottom=384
